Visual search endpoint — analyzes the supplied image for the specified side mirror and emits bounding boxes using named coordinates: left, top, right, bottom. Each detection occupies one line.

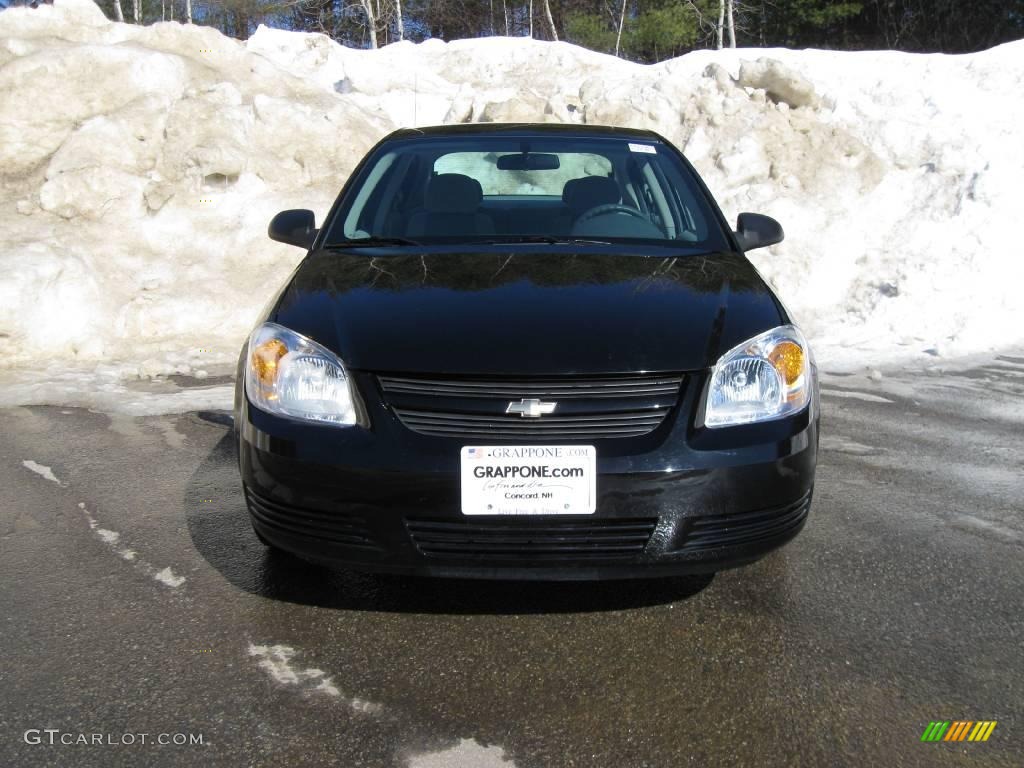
left=268, top=209, right=318, bottom=249
left=734, top=213, right=784, bottom=252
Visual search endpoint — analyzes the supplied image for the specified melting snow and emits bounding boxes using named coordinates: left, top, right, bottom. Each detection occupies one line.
left=406, top=739, right=516, bottom=768
left=248, top=643, right=384, bottom=714
left=153, top=566, right=187, bottom=587
left=77, top=501, right=186, bottom=587
left=952, top=514, right=1023, bottom=545
left=820, top=389, right=894, bottom=404
left=21, top=460, right=62, bottom=485
left=1, top=1, right=1023, bottom=413
left=820, top=436, right=881, bottom=456
left=95, top=528, right=120, bottom=545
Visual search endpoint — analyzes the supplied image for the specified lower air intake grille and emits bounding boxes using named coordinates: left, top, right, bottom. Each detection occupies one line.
left=378, top=373, right=684, bottom=440
left=679, top=493, right=811, bottom=552
left=246, top=488, right=382, bottom=551
left=406, top=517, right=658, bottom=561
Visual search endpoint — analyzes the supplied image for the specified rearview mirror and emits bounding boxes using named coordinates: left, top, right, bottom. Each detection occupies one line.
left=268, top=209, right=318, bottom=249
left=734, top=213, right=784, bottom=252
left=496, top=153, right=561, bottom=171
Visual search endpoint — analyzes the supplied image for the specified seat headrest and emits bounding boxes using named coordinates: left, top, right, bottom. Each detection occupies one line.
left=562, top=176, right=621, bottom=212
left=425, top=174, right=483, bottom=213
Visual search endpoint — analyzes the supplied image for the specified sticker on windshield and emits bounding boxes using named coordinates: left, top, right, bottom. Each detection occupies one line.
left=628, top=143, right=657, bottom=154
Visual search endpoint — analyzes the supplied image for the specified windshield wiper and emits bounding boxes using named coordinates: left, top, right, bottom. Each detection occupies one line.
left=323, top=237, right=422, bottom=248
left=479, top=235, right=614, bottom=246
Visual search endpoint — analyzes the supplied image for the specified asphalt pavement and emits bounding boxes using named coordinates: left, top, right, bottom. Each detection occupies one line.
left=1, top=355, right=1022, bottom=767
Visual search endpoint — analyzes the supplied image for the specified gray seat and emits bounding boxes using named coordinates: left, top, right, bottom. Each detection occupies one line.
left=555, top=176, right=623, bottom=233
left=562, top=176, right=622, bottom=214
left=406, top=174, right=495, bottom=238
left=561, top=175, right=663, bottom=239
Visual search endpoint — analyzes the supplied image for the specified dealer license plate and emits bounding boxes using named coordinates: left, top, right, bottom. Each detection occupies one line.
left=460, top=446, right=597, bottom=515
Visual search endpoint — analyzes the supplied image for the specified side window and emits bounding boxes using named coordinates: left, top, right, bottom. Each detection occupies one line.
left=359, top=161, right=400, bottom=233
left=638, top=173, right=663, bottom=231
left=660, top=165, right=708, bottom=242
left=665, top=181, right=698, bottom=237
left=343, top=152, right=397, bottom=237
left=631, top=154, right=710, bottom=242
left=644, top=159, right=683, bottom=239
left=626, top=159, right=664, bottom=233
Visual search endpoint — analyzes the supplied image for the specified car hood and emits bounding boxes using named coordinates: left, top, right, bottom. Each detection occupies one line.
left=270, top=248, right=786, bottom=375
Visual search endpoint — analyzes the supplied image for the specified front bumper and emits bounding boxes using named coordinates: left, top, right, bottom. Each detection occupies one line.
left=236, top=370, right=818, bottom=580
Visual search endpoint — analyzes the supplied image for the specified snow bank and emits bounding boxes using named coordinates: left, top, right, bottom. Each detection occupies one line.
left=0, top=0, right=1021, bottom=412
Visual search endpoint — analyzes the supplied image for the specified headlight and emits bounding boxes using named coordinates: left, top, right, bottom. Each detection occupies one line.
left=704, top=325, right=811, bottom=428
left=245, top=322, right=356, bottom=426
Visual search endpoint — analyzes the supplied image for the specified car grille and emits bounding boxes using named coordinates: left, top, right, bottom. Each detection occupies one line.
left=245, top=488, right=382, bottom=551
left=378, top=373, right=684, bottom=440
left=406, top=517, right=658, bottom=561
left=677, top=492, right=811, bottom=552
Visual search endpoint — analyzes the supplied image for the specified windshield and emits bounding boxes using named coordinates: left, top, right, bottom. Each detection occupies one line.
left=324, top=134, right=729, bottom=249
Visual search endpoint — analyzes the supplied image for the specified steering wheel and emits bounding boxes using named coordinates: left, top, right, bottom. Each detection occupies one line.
left=575, top=203, right=648, bottom=225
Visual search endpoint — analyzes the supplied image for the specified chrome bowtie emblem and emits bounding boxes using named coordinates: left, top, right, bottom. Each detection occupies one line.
left=506, top=398, right=557, bottom=418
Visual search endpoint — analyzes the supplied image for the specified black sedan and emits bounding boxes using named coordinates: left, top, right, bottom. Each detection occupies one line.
left=234, top=123, right=818, bottom=580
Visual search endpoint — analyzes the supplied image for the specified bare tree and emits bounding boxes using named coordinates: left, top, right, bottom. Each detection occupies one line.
left=111, top=0, right=124, bottom=22
left=726, top=0, right=736, bottom=47
left=615, top=0, right=626, bottom=56
left=543, top=0, right=557, bottom=41
left=186, top=0, right=192, bottom=24
left=395, top=0, right=404, bottom=40
left=681, top=0, right=716, bottom=47
left=528, top=0, right=534, bottom=38
left=358, top=0, right=379, bottom=48
left=716, top=0, right=724, bottom=49
left=133, top=0, right=141, bottom=23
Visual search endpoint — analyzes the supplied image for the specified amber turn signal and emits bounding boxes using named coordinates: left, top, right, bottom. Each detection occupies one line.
left=768, top=340, right=804, bottom=386
left=251, top=338, right=288, bottom=386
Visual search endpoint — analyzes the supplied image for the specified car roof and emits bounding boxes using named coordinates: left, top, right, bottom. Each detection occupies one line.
left=386, top=123, right=665, bottom=142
